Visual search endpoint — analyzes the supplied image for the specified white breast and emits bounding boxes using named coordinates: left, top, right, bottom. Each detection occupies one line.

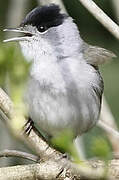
left=24, top=55, right=102, bottom=136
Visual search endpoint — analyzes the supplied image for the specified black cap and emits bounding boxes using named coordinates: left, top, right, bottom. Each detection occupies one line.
left=20, top=4, right=67, bottom=31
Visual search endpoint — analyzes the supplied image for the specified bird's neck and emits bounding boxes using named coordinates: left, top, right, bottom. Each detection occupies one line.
left=20, top=39, right=64, bottom=87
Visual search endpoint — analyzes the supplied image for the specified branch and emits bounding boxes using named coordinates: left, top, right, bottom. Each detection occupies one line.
left=78, top=0, right=119, bottom=40
left=0, top=163, right=62, bottom=180
left=0, top=88, right=13, bottom=118
left=0, top=150, right=39, bottom=162
left=1, top=160, right=119, bottom=180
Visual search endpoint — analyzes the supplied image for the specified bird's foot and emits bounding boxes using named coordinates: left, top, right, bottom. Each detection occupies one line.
left=23, top=117, right=34, bottom=136
left=62, top=153, right=70, bottom=160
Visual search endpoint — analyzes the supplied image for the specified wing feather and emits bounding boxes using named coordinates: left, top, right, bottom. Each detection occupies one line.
left=82, top=42, right=116, bottom=66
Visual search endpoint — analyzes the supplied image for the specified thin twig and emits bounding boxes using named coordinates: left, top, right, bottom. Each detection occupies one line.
left=98, top=121, right=119, bottom=138
left=78, top=0, right=119, bottom=40
left=0, top=149, right=39, bottom=162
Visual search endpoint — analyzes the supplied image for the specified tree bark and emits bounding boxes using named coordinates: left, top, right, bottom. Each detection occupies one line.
left=1, top=160, right=119, bottom=179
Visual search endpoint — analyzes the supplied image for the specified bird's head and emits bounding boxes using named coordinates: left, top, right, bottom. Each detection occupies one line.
left=4, top=4, right=82, bottom=61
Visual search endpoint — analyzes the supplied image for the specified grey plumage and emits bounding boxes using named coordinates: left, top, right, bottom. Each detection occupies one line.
left=20, top=17, right=103, bottom=136
left=3, top=4, right=115, bottom=138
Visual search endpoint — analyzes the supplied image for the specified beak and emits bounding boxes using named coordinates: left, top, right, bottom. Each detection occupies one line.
left=3, top=28, right=33, bottom=43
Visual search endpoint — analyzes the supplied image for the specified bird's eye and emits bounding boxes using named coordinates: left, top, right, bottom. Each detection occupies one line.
left=37, top=25, right=47, bottom=33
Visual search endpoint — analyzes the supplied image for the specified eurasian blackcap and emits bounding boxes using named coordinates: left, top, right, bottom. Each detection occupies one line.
left=4, top=4, right=115, bottom=139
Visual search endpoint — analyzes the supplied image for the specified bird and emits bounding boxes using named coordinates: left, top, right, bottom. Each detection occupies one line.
left=4, top=4, right=116, bottom=140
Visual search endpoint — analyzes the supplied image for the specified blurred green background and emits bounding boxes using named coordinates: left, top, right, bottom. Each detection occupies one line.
left=0, top=0, right=118, bottom=165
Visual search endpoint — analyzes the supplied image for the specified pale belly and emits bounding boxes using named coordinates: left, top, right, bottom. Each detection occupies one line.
left=24, top=78, right=101, bottom=137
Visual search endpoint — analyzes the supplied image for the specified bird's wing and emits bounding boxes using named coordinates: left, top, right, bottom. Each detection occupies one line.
left=82, top=42, right=116, bottom=66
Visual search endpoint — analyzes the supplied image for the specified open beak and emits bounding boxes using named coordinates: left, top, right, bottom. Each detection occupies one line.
left=3, top=28, right=33, bottom=43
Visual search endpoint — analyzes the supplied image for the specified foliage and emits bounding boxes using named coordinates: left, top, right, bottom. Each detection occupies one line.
left=0, top=43, right=30, bottom=102
left=0, top=43, right=31, bottom=135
